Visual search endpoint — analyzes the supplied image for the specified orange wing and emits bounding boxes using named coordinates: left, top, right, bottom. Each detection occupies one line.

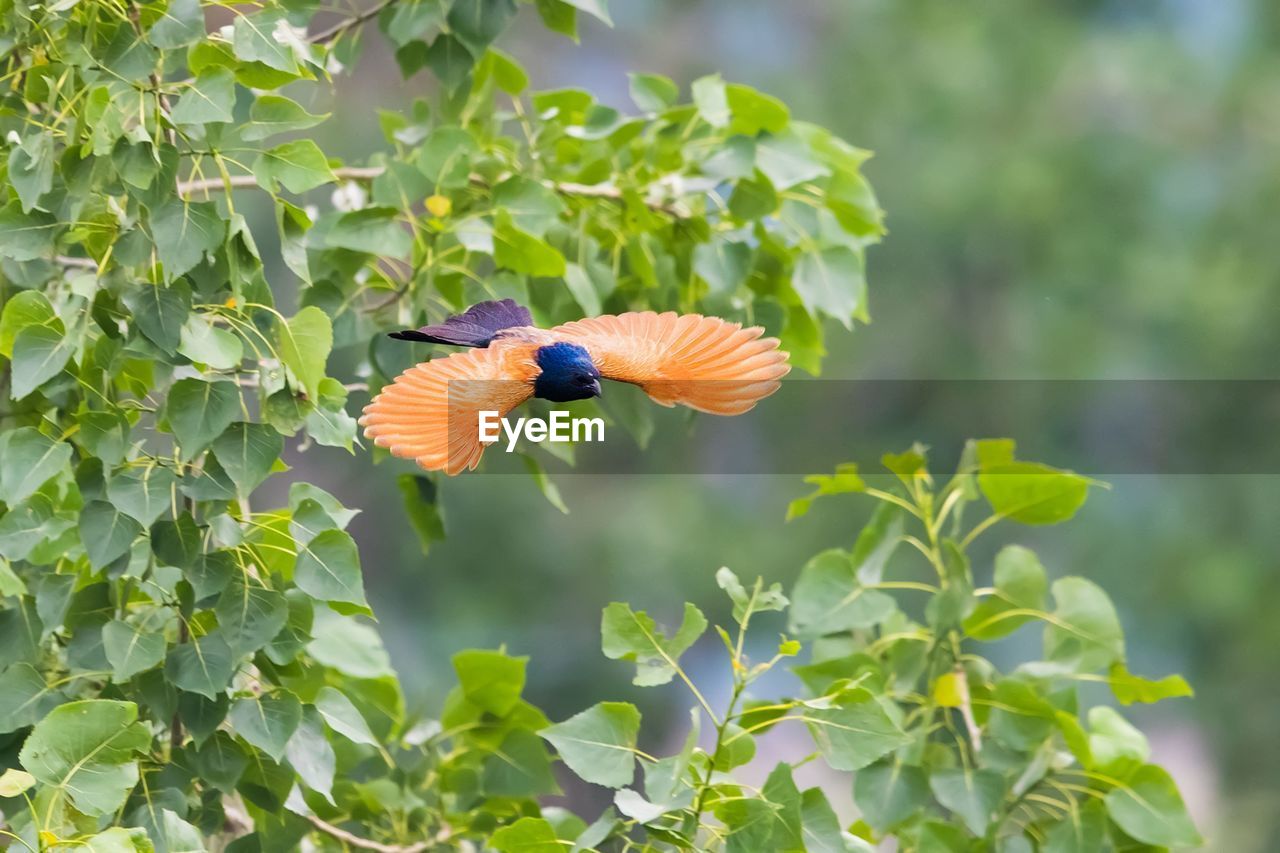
left=360, top=341, right=538, bottom=475
left=551, top=312, right=790, bottom=415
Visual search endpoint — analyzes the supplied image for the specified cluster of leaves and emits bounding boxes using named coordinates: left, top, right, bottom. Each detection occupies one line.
left=494, top=441, right=1198, bottom=851
left=0, top=0, right=1198, bottom=850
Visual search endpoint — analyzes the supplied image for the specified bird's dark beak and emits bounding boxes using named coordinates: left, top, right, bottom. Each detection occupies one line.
left=589, top=378, right=602, bottom=398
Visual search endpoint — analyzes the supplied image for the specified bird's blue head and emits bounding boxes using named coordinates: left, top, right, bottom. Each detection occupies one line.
left=533, top=342, right=602, bottom=402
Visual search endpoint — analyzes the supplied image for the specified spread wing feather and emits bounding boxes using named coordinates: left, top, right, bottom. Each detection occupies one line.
left=360, top=342, right=537, bottom=475
left=551, top=312, right=790, bottom=415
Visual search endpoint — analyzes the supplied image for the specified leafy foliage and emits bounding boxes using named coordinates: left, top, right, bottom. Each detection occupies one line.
left=0, top=0, right=1195, bottom=850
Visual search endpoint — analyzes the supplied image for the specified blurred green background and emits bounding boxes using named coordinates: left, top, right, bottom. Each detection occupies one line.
left=278, top=1, right=1280, bottom=848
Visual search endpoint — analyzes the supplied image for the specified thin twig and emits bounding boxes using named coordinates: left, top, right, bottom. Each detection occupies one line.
left=308, top=0, right=398, bottom=45
left=952, top=663, right=983, bottom=754
left=305, top=814, right=431, bottom=853
left=176, top=166, right=385, bottom=196
left=54, top=255, right=99, bottom=269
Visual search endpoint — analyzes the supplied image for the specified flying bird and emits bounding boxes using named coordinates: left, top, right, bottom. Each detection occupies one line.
left=360, top=300, right=790, bottom=474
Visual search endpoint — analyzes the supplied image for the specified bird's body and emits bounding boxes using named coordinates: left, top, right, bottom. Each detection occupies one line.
left=361, top=300, right=790, bottom=474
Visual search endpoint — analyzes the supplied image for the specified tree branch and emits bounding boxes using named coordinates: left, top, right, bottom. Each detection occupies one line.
left=952, top=663, right=983, bottom=754
left=306, top=814, right=432, bottom=853
left=176, top=166, right=385, bottom=196
left=53, top=166, right=688, bottom=270
left=174, top=167, right=689, bottom=215
left=308, top=0, right=398, bottom=45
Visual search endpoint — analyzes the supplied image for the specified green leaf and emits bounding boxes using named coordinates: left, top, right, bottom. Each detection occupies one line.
left=853, top=759, right=930, bottom=831
left=0, top=557, right=26, bottom=596
left=484, top=729, right=558, bottom=798
left=286, top=707, right=336, bottom=802
left=178, top=314, right=243, bottom=369
left=521, top=454, right=569, bottom=514
left=535, top=0, right=578, bottom=39
left=82, top=826, right=154, bottom=852
left=277, top=306, right=332, bottom=401
left=149, top=200, right=226, bottom=279
left=194, top=730, right=248, bottom=793
left=0, top=664, right=60, bottom=733
left=929, top=768, right=1006, bottom=836
left=148, top=0, right=205, bottom=48
left=307, top=610, right=395, bottom=679
left=215, top=575, right=288, bottom=657
left=793, top=246, right=864, bottom=329
left=1105, top=764, right=1202, bottom=848
left=715, top=567, right=788, bottom=624
left=628, top=72, right=678, bottom=112
left=693, top=240, right=752, bottom=294
left=107, top=465, right=178, bottom=527
left=978, top=452, right=1090, bottom=525
left=756, top=130, right=828, bottom=188
left=564, top=0, right=611, bottom=25
left=380, top=0, right=446, bottom=46
left=290, top=481, right=359, bottom=528
left=495, top=218, right=567, bottom=276
left=1088, top=706, right=1149, bottom=773
left=11, top=324, right=73, bottom=399
left=254, top=139, right=336, bottom=194
left=424, top=34, right=474, bottom=90
left=447, top=0, right=518, bottom=57
left=541, top=701, right=641, bottom=788
left=170, top=68, right=236, bottom=124
left=727, top=83, right=790, bottom=135
left=0, top=290, right=57, bottom=357
left=326, top=207, right=412, bottom=259
left=244, top=95, right=328, bottom=140
left=1043, top=577, right=1124, bottom=672
left=8, top=131, right=54, bottom=212
left=963, top=545, right=1048, bottom=640
left=1108, top=662, right=1194, bottom=705
left=804, top=695, right=910, bottom=771
left=103, top=619, right=166, bottom=680
left=165, top=632, right=236, bottom=698
left=305, top=403, right=359, bottom=450
left=229, top=693, right=302, bottom=762
left=0, top=428, right=72, bottom=504
left=786, top=462, right=864, bottom=520
left=0, top=598, right=42, bottom=670
left=491, top=817, right=563, bottom=853
left=601, top=601, right=706, bottom=687
left=0, top=496, right=67, bottom=563
left=789, top=549, right=895, bottom=638
left=295, top=529, right=368, bottom=609
left=79, top=500, right=143, bottom=569
left=315, top=686, right=378, bottom=746
left=19, top=699, right=150, bottom=816
left=211, top=422, right=283, bottom=495
left=0, top=767, right=36, bottom=797
left=692, top=74, right=730, bottom=127
left=188, top=550, right=236, bottom=600
left=163, top=376, right=240, bottom=458
left=75, top=411, right=129, bottom=467
left=1042, top=799, right=1106, bottom=853
left=714, top=797, right=776, bottom=853
left=125, top=282, right=191, bottom=353
left=850, top=502, right=904, bottom=585
left=0, top=203, right=58, bottom=261
left=493, top=176, right=565, bottom=237
left=233, top=10, right=299, bottom=73
left=453, top=648, right=527, bottom=715
left=397, top=473, right=446, bottom=556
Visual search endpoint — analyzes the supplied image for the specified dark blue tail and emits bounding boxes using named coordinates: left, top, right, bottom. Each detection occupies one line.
left=388, top=299, right=533, bottom=347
